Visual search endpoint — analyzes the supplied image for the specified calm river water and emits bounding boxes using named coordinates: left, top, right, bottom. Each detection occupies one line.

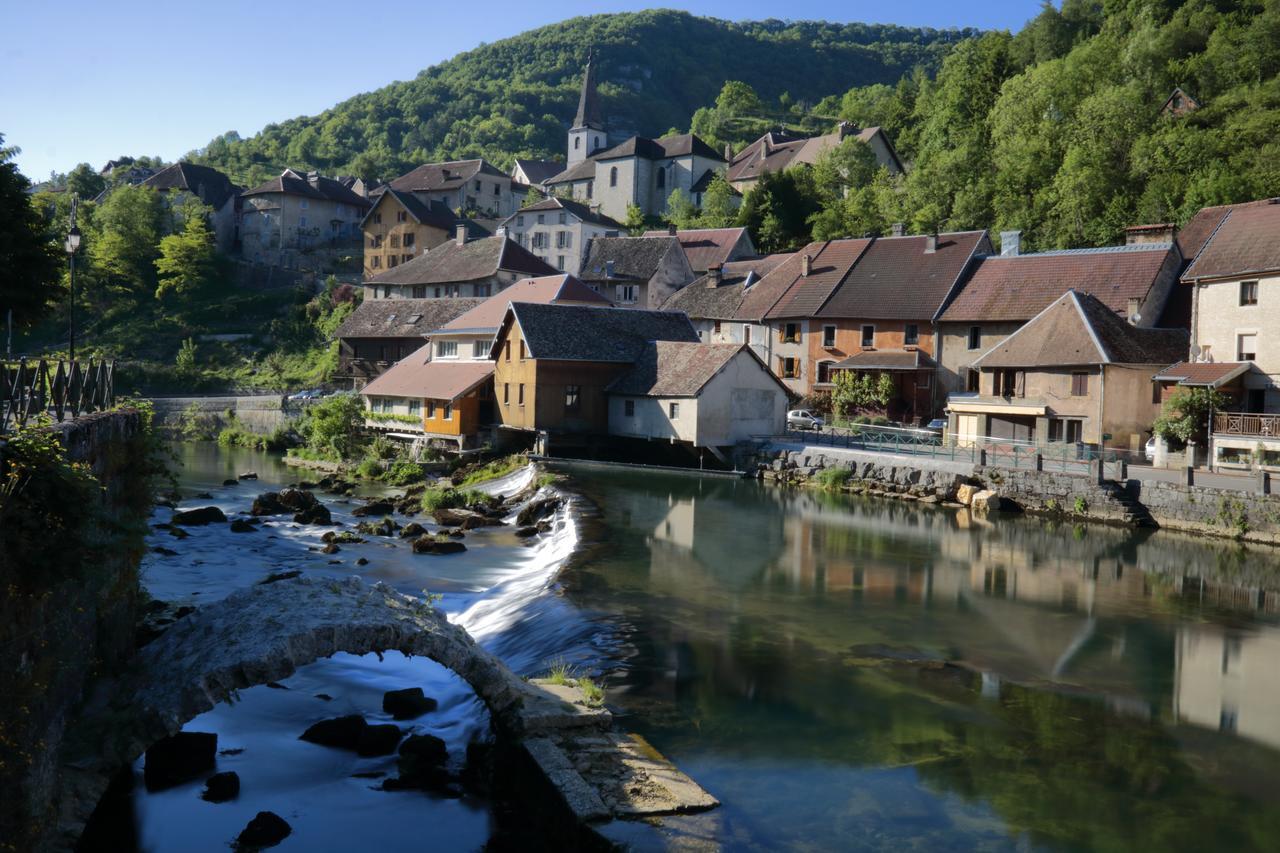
left=131, top=445, right=1280, bottom=852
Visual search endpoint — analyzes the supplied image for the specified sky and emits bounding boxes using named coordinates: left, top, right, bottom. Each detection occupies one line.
left=0, top=0, right=1043, bottom=181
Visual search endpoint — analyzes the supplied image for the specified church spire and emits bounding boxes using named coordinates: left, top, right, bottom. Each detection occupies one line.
left=573, top=51, right=604, bottom=131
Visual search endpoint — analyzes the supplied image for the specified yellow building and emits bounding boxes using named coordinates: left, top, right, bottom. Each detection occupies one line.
left=360, top=189, right=457, bottom=278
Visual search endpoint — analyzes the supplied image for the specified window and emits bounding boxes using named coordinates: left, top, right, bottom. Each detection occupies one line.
left=387, top=256, right=397, bottom=268
left=779, top=357, right=799, bottom=379
left=782, top=322, right=800, bottom=343
left=557, top=255, right=565, bottom=270
left=437, top=341, right=459, bottom=358
left=474, top=180, right=481, bottom=191
left=426, top=401, right=436, bottom=419
left=609, top=166, right=618, bottom=187
left=1238, top=333, right=1258, bottom=361
left=624, top=399, right=635, bottom=417
left=574, top=136, right=581, bottom=150
left=668, top=402, right=679, bottom=418
left=817, top=361, right=833, bottom=384
left=402, top=254, right=412, bottom=263
left=397, top=210, right=407, bottom=223
left=917, top=372, right=931, bottom=389
left=861, top=325, right=875, bottom=348
left=473, top=340, right=490, bottom=359
left=656, top=167, right=665, bottom=189
left=373, top=235, right=384, bottom=248
left=1071, top=371, right=1089, bottom=396
left=434, top=287, right=442, bottom=298
left=386, top=230, right=396, bottom=247
left=299, top=216, right=307, bottom=227
left=967, top=326, right=981, bottom=350
left=370, top=256, right=381, bottom=269
left=494, top=183, right=500, bottom=195
left=518, top=383, right=525, bottom=406
left=586, top=180, right=593, bottom=199
left=412, top=285, right=426, bottom=298
left=1000, top=369, right=1025, bottom=398
left=504, top=341, right=511, bottom=361
left=556, top=231, right=567, bottom=248
left=743, top=325, right=752, bottom=344
left=409, top=400, right=421, bottom=415
left=503, top=383, right=510, bottom=405
left=516, top=215, right=524, bottom=227
left=382, top=285, right=391, bottom=298
left=1049, top=418, right=1084, bottom=444
left=519, top=340, right=526, bottom=360
left=300, top=199, right=309, bottom=209
left=620, top=284, right=638, bottom=303
left=558, top=212, right=567, bottom=225
left=904, top=324, right=919, bottom=346
left=565, top=384, right=580, bottom=412
left=403, top=232, right=415, bottom=248
left=476, top=284, right=490, bottom=297
left=822, top=325, right=836, bottom=348
left=374, top=213, right=383, bottom=224
left=536, top=214, right=545, bottom=225
left=966, top=368, right=980, bottom=392
left=443, top=403, right=453, bottom=420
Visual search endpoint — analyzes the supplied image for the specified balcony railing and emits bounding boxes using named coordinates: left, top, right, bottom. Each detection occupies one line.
left=337, top=357, right=390, bottom=380
left=1214, top=412, right=1280, bottom=438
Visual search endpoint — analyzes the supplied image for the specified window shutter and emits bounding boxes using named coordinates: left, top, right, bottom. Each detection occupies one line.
left=1015, top=371, right=1025, bottom=398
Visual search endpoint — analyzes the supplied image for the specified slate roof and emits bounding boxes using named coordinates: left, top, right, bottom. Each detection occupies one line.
left=505, top=196, right=623, bottom=229
left=640, top=227, right=752, bottom=272
left=544, top=158, right=598, bottom=185
left=974, top=291, right=1189, bottom=369
left=359, top=188, right=458, bottom=231
left=1153, top=361, right=1252, bottom=387
left=505, top=303, right=698, bottom=363
left=1175, top=198, right=1279, bottom=263
left=832, top=350, right=936, bottom=371
left=360, top=347, right=495, bottom=401
left=512, top=159, right=564, bottom=186
left=727, top=124, right=901, bottom=183
left=142, top=162, right=237, bottom=209
left=387, top=159, right=506, bottom=194
left=437, top=274, right=611, bottom=333
left=574, top=54, right=604, bottom=131
left=660, top=255, right=794, bottom=320
left=242, top=169, right=371, bottom=208
left=938, top=243, right=1175, bottom=323
left=335, top=298, right=484, bottom=340
left=763, top=239, right=875, bottom=320
left=365, top=235, right=555, bottom=286
left=1182, top=200, right=1280, bottom=281
left=818, top=231, right=988, bottom=320
left=594, top=133, right=723, bottom=163
left=579, top=236, right=683, bottom=282
left=608, top=342, right=755, bottom=397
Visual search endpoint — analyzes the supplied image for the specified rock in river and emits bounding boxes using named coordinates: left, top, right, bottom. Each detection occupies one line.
left=299, top=715, right=366, bottom=750
left=201, top=771, right=240, bottom=803
left=171, top=506, right=227, bottom=526
left=352, top=499, right=396, bottom=517
left=383, top=687, right=438, bottom=720
left=357, top=723, right=404, bottom=757
left=412, top=536, right=467, bottom=555
left=235, top=811, right=291, bottom=849
left=144, top=731, right=217, bottom=790
left=229, top=519, right=255, bottom=533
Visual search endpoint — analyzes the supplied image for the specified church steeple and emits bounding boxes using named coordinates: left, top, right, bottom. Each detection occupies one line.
left=567, top=52, right=607, bottom=165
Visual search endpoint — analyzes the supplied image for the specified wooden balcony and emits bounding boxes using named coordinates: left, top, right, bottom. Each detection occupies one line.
left=336, top=357, right=390, bottom=381
left=1214, top=412, right=1280, bottom=438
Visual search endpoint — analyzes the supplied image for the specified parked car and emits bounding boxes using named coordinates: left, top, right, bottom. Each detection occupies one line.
left=925, top=418, right=947, bottom=434
left=288, top=388, right=322, bottom=401
left=787, top=409, right=824, bottom=431
left=1145, top=435, right=1158, bottom=462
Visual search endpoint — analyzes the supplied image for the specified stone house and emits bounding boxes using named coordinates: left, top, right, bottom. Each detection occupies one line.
left=949, top=290, right=1188, bottom=451
left=361, top=229, right=554, bottom=301
left=606, top=341, right=789, bottom=453
left=578, top=236, right=695, bottom=309
left=238, top=169, right=372, bottom=267
left=384, top=158, right=518, bottom=219
left=333, top=297, right=482, bottom=388
left=500, top=197, right=623, bottom=275
left=510, top=159, right=563, bottom=188
left=935, top=236, right=1184, bottom=401
left=640, top=226, right=756, bottom=273
left=725, top=123, right=904, bottom=194
left=360, top=189, right=460, bottom=277
left=490, top=302, right=699, bottom=442
left=660, top=254, right=793, bottom=344
left=141, top=162, right=240, bottom=251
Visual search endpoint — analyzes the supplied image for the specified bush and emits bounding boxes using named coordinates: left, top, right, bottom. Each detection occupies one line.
left=295, top=394, right=367, bottom=460
left=355, top=457, right=383, bottom=479
left=420, top=486, right=487, bottom=513
left=815, top=467, right=853, bottom=490
left=383, top=461, right=427, bottom=486
left=216, top=416, right=290, bottom=451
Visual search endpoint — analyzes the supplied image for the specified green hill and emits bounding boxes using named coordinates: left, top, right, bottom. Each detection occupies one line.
left=191, top=10, right=973, bottom=186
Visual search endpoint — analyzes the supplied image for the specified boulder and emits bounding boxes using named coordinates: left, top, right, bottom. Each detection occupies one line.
left=322, top=530, right=365, bottom=544
left=431, top=508, right=466, bottom=527
left=515, top=526, right=538, bottom=538
left=955, top=483, right=978, bottom=506
left=399, top=522, right=427, bottom=539
left=201, top=771, right=240, bottom=803
left=971, top=490, right=1004, bottom=513
left=516, top=497, right=561, bottom=527
left=229, top=519, right=255, bottom=533
left=238, top=472, right=258, bottom=480
left=355, top=558, right=369, bottom=566
left=383, top=687, right=438, bottom=720
left=144, top=731, right=217, bottom=790
left=394, top=733, right=451, bottom=789
left=299, top=715, right=365, bottom=750
left=357, top=724, right=404, bottom=757
left=321, top=543, right=340, bottom=554
left=412, top=536, right=467, bottom=555
left=172, top=506, right=227, bottom=526
left=460, top=512, right=503, bottom=530
left=236, top=811, right=291, bottom=849
left=352, top=500, right=396, bottom=517
left=293, top=504, right=332, bottom=525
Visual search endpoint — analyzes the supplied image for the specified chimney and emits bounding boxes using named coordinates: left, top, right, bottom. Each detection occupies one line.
left=1123, top=223, right=1176, bottom=245
left=455, top=223, right=468, bottom=246
left=1000, top=230, right=1021, bottom=256
left=307, top=170, right=320, bottom=186
left=496, top=225, right=508, bottom=241
left=924, top=234, right=937, bottom=254
left=1127, top=297, right=1142, bottom=325
left=667, top=224, right=677, bottom=236
left=801, top=254, right=812, bottom=276
left=706, top=263, right=723, bottom=288
left=724, top=142, right=733, bottom=162
left=891, top=222, right=905, bottom=237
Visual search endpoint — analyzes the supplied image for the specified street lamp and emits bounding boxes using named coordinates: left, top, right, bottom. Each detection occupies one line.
left=64, top=196, right=81, bottom=363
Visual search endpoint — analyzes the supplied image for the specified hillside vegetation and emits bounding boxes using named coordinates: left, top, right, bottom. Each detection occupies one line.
left=190, top=10, right=972, bottom=186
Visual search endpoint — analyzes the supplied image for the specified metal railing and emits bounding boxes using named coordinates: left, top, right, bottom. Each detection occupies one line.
left=1, top=359, right=116, bottom=434
left=1214, top=412, right=1280, bottom=438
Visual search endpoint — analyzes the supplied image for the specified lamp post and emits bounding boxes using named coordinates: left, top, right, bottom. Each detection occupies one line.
left=64, top=196, right=81, bottom=363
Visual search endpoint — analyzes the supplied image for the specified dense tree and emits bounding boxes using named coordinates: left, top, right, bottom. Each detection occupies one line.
left=87, top=184, right=163, bottom=303
left=0, top=135, right=62, bottom=328
left=697, top=173, right=739, bottom=228
left=155, top=201, right=219, bottom=301
left=66, top=163, right=105, bottom=200
left=738, top=169, right=822, bottom=252
left=662, top=188, right=700, bottom=229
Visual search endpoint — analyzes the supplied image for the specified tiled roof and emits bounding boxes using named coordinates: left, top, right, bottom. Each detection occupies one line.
left=505, top=196, right=623, bottom=229
left=660, top=255, right=793, bottom=320
left=366, top=235, right=555, bottom=286
left=1153, top=361, right=1252, bottom=387
left=579, top=236, right=684, bottom=282
left=334, top=298, right=484, bottom=340
left=142, top=162, right=237, bottom=209
left=938, top=243, right=1174, bottom=323
left=607, top=341, right=748, bottom=396
left=594, top=133, right=723, bottom=163
left=975, top=291, right=1189, bottom=369
left=513, top=159, right=567, bottom=186
left=1176, top=198, right=1279, bottom=263
left=764, top=239, right=874, bottom=320
left=506, top=303, right=698, bottom=362
left=360, top=189, right=458, bottom=231
left=544, top=158, right=598, bottom=185
left=832, top=349, right=935, bottom=371
left=818, top=231, right=988, bottom=320
left=437, top=274, right=611, bottom=333
left=727, top=124, right=899, bottom=183
left=360, top=347, right=494, bottom=401
left=387, top=159, right=505, bottom=194
left=1182, top=201, right=1280, bottom=281
left=640, top=227, right=753, bottom=272
left=243, top=169, right=371, bottom=208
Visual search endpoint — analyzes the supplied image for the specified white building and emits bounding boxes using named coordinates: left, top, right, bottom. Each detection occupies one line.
left=501, top=196, right=622, bottom=275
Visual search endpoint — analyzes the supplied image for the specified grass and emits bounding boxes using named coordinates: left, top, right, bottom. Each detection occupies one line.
left=545, top=659, right=573, bottom=686
left=815, top=467, right=853, bottom=490
left=287, top=446, right=342, bottom=463
left=420, top=486, right=487, bottom=513
left=578, top=678, right=605, bottom=708
left=541, top=660, right=605, bottom=707
left=536, top=472, right=560, bottom=489
left=456, top=454, right=527, bottom=488
left=216, top=420, right=290, bottom=452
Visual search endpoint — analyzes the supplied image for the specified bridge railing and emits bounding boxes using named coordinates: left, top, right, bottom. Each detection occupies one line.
left=1, top=359, right=116, bottom=434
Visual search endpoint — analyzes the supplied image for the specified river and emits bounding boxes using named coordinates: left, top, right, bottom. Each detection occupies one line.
left=129, top=444, right=1280, bottom=851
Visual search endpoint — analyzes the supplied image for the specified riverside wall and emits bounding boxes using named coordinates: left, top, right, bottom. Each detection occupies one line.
left=148, top=394, right=298, bottom=435
left=743, top=441, right=1280, bottom=545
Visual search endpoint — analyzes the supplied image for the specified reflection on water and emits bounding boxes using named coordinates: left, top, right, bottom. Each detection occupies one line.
left=558, top=467, right=1280, bottom=852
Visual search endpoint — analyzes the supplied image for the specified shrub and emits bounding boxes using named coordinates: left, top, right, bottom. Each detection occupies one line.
left=355, top=457, right=383, bottom=479
left=383, top=461, right=427, bottom=486
left=420, top=486, right=486, bottom=513
left=815, top=467, right=853, bottom=490
left=295, top=393, right=366, bottom=460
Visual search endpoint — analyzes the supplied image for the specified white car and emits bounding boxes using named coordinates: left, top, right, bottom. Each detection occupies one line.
left=1145, top=435, right=1158, bottom=462
left=787, top=409, right=824, bottom=431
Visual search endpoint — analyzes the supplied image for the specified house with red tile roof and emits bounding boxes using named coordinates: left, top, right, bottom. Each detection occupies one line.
left=362, top=230, right=555, bottom=301
left=726, top=122, right=904, bottom=193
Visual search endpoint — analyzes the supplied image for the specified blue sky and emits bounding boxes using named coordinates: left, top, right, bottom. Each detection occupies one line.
left=1, top=1, right=1043, bottom=180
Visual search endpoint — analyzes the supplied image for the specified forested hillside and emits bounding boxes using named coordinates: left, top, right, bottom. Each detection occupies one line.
left=190, top=10, right=972, bottom=186
left=723, top=0, right=1280, bottom=251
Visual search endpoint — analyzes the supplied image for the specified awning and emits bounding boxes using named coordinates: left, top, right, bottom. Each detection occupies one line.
left=1153, top=360, right=1252, bottom=388
left=831, top=349, right=936, bottom=372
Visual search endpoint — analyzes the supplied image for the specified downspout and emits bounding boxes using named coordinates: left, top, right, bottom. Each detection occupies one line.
left=1097, top=366, right=1106, bottom=458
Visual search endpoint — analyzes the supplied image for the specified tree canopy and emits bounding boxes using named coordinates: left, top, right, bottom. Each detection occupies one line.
left=0, top=135, right=62, bottom=329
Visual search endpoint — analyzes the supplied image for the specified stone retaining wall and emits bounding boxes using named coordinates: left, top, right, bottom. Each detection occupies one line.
left=148, top=395, right=297, bottom=435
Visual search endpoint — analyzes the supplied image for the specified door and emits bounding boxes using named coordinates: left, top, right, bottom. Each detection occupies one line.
left=956, top=414, right=979, bottom=448
left=1247, top=389, right=1266, bottom=413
